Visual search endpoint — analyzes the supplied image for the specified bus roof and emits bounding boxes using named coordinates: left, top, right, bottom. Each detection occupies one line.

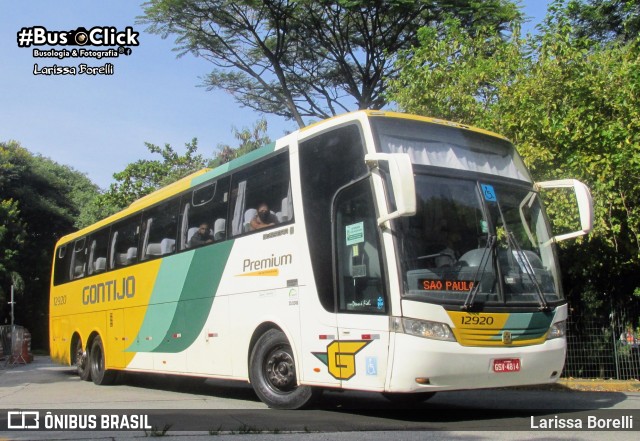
left=301, top=110, right=510, bottom=143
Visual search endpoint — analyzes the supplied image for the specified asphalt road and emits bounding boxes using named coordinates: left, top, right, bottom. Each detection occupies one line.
left=1, top=356, right=639, bottom=440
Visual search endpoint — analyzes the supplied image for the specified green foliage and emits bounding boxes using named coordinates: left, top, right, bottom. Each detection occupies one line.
left=0, top=199, right=26, bottom=284
left=209, top=118, right=271, bottom=167
left=98, top=138, right=207, bottom=212
left=564, top=0, right=640, bottom=43
left=99, top=119, right=271, bottom=213
left=140, top=0, right=521, bottom=126
left=388, top=2, right=640, bottom=313
left=388, top=19, right=527, bottom=127
left=0, top=140, right=100, bottom=341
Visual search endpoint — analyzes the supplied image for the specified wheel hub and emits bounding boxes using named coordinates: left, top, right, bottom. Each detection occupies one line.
left=75, top=344, right=86, bottom=368
left=266, top=349, right=296, bottom=391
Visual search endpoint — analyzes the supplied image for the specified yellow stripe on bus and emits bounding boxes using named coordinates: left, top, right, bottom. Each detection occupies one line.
left=237, top=268, right=280, bottom=277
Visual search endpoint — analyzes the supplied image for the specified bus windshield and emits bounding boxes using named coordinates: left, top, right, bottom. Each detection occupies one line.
left=371, top=116, right=532, bottom=182
left=395, top=174, right=562, bottom=308
left=370, top=117, right=561, bottom=308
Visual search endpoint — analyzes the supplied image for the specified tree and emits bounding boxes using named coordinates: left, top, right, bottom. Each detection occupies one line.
left=0, top=199, right=26, bottom=294
left=387, top=19, right=527, bottom=128
left=209, top=117, right=271, bottom=167
left=388, top=4, right=640, bottom=314
left=98, top=138, right=208, bottom=211
left=140, top=0, right=521, bottom=127
left=98, top=118, right=272, bottom=212
left=0, top=141, right=101, bottom=345
left=564, top=0, right=640, bottom=42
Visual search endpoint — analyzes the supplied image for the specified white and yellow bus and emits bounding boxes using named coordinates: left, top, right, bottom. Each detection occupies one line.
left=50, top=111, right=593, bottom=409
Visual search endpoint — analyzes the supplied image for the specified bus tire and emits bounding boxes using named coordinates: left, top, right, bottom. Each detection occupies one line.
left=249, top=329, right=318, bottom=409
left=89, top=336, right=116, bottom=386
left=382, top=391, right=436, bottom=404
left=73, top=338, right=91, bottom=381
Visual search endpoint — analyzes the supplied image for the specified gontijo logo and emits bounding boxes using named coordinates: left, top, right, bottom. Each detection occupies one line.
left=312, top=340, right=372, bottom=380
left=17, top=26, right=139, bottom=48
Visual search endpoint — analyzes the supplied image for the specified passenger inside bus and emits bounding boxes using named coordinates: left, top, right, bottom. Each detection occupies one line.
left=188, top=222, right=214, bottom=248
left=249, top=202, right=278, bottom=230
left=435, top=227, right=460, bottom=268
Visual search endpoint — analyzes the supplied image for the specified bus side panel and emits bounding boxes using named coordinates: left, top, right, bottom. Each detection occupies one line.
left=49, top=259, right=163, bottom=371
left=106, top=308, right=125, bottom=368
left=124, top=242, right=234, bottom=373
left=77, top=311, right=107, bottom=356
left=213, top=226, right=302, bottom=380
left=50, top=316, right=68, bottom=365
left=123, top=305, right=154, bottom=371
left=186, top=295, right=231, bottom=376
left=227, top=286, right=302, bottom=379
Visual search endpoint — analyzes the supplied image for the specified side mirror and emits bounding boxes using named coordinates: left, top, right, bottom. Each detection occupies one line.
left=364, top=153, right=416, bottom=225
left=535, top=179, right=594, bottom=242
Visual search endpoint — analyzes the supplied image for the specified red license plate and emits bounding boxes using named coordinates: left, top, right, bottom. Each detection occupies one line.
left=493, top=358, right=521, bottom=372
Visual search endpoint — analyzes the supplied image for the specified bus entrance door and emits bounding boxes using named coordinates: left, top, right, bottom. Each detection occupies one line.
left=336, top=314, right=389, bottom=390
left=333, top=177, right=390, bottom=390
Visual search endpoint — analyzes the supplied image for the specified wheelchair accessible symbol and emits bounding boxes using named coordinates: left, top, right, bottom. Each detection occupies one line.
left=366, top=357, right=378, bottom=376
left=481, top=184, right=497, bottom=202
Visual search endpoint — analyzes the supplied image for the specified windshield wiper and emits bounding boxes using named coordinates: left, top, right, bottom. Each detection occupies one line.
left=461, top=235, right=496, bottom=311
left=506, top=232, right=550, bottom=311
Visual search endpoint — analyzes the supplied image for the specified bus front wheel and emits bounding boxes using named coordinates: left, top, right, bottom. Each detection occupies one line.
left=249, top=329, right=318, bottom=409
left=73, top=338, right=91, bottom=381
left=89, top=336, right=116, bottom=386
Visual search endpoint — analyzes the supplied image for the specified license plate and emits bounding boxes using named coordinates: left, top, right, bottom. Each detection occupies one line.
left=493, top=358, right=521, bottom=372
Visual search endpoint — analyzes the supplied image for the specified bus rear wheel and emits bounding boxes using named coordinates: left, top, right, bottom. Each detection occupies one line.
left=74, top=338, right=91, bottom=381
left=249, top=329, right=318, bottom=409
left=89, top=336, right=116, bottom=386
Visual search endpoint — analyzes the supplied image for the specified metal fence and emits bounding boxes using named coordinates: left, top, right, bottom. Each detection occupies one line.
left=564, top=311, right=640, bottom=380
left=0, top=325, right=32, bottom=368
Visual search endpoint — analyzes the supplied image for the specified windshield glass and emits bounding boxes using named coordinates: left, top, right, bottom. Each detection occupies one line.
left=396, top=175, right=562, bottom=308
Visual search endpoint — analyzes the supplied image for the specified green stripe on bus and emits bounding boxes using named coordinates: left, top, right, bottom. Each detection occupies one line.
left=152, top=240, right=235, bottom=353
left=190, top=143, right=276, bottom=187
left=125, top=240, right=234, bottom=353
left=490, top=311, right=554, bottom=341
left=125, top=253, right=194, bottom=352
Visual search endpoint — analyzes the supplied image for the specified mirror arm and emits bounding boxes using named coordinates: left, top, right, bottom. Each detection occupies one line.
left=535, top=179, right=594, bottom=242
left=364, top=153, right=416, bottom=226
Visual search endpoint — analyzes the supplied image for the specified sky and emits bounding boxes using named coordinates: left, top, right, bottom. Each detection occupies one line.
left=1, top=1, right=550, bottom=190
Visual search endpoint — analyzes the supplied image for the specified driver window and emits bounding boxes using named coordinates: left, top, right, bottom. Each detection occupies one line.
left=335, top=179, right=387, bottom=314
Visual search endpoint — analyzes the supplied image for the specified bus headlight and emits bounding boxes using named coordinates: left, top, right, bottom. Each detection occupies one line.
left=397, top=317, right=456, bottom=342
left=547, top=320, right=566, bottom=340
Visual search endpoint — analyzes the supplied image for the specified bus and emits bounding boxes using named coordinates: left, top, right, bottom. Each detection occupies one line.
left=50, top=111, right=593, bottom=409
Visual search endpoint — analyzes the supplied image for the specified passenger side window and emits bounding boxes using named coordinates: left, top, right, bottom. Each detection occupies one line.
left=335, top=179, right=387, bottom=314
left=54, top=245, right=71, bottom=285
left=87, top=229, right=110, bottom=275
left=230, top=153, right=292, bottom=237
left=180, top=177, right=230, bottom=250
left=110, top=216, right=140, bottom=269
left=69, top=238, right=87, bottom=280
left=141, top=199, right=180, bottom=260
